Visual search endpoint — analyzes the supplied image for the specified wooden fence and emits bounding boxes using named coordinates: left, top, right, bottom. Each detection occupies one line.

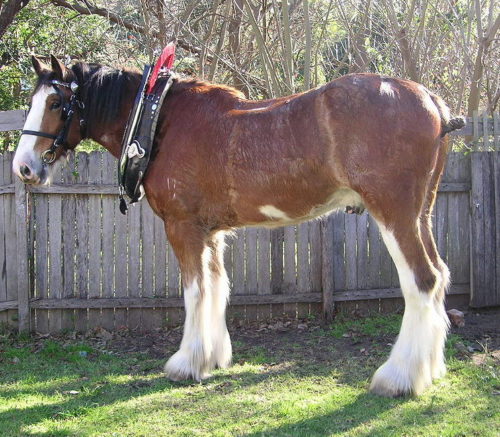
left=0, top=110, right=499, bottom=333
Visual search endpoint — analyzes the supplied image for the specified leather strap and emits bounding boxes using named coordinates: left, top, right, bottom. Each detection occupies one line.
left=21, top=130, right=58, bottom=140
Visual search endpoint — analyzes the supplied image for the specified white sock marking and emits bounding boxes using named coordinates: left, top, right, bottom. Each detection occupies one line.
left=371, top=225, right=448, bottom=395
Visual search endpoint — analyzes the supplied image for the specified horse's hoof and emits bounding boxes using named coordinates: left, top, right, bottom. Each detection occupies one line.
left=163, top=351, right=211, bottom=382
left=214, top=331, right=233, bottom=369
left=369, top=360, right=431, bottom=397
left=431, top=360, right=447, bottom=380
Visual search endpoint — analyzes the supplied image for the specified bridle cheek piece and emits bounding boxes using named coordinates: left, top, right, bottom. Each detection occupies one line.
left=21, top=80, right=85, bottom=165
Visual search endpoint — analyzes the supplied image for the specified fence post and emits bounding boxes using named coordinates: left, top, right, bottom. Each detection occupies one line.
left=15, top=178, right=30, bottom=332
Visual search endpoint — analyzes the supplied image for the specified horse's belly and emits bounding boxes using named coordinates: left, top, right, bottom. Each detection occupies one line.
left=246, top=187, right=364, bottom=228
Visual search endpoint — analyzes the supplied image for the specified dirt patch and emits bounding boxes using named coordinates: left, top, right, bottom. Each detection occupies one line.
left=72, top=308, right=499, bottom=369
left=451, top=308, right=500, bottom=351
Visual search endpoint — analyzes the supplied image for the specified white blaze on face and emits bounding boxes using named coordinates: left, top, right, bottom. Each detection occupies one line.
left=12, top=86, right=56, bottom=181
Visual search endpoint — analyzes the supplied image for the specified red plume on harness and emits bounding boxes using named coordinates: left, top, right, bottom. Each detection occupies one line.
left=147, top=42, right=176, bottom=93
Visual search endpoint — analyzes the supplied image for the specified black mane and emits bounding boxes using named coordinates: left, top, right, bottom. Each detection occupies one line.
left=71, top=63, right=141, bottom=129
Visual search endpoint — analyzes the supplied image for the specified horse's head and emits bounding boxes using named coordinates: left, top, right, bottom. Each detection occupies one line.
left=13, top=55, right=85, bottom=184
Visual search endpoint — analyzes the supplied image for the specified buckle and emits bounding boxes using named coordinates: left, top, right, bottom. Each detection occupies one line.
left=126, top=140, right=146, bottom=159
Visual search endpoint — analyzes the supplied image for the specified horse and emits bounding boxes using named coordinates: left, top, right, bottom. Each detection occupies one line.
left=13, top=54, right=465, bottom=397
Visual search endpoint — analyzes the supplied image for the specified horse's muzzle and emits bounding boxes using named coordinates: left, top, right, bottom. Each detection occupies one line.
left=13, top=161, right=43, bottom=185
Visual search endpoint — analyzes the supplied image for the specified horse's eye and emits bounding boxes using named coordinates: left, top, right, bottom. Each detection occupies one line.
left=50, top=101, right=61, bottom=110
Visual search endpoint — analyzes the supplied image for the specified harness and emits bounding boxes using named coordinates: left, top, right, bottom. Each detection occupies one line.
left=21, top=80, right=85, bottom=164
left=118, top=43, right=175, bottom=214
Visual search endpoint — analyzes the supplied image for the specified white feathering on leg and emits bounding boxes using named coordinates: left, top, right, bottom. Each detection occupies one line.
left=370, top=226, right=448, bottom=396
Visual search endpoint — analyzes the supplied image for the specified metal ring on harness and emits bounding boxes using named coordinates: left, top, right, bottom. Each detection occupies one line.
left=41, top=148, right=57, bottom=164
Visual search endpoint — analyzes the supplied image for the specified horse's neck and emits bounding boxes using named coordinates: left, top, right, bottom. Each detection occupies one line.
left=92, top=127, right=125, bottom=159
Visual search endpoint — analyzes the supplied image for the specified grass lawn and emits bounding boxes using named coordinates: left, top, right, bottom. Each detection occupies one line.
left=0, top=312, right=498, bottom=437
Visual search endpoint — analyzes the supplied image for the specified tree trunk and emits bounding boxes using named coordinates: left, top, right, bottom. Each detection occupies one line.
left=0, top=0, right=31, bottom=40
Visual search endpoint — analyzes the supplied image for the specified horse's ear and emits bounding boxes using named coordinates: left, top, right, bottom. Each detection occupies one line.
left=50, top=54, right=70, bottom=80
left=32, top=56, right=48, bottom=76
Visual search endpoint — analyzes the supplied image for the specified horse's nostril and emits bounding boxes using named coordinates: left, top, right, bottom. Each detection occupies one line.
left=20, top=164, right=32, bottom=178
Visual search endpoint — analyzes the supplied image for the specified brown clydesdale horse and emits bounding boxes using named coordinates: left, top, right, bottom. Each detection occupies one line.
left=13, top=55, right=465, bottom=397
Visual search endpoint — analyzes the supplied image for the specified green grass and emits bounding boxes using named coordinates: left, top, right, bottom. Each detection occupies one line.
left=0, top=315, right=498, bottom=437
left=329, top=313, right=402, bottom=338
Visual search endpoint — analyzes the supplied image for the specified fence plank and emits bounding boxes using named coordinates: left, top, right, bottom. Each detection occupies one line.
left=232, top=229, right=245, bottom=295
left=344, top=214, right=357, bottom=290
left=3, top=154, right=17, bottom=329
left=141, top=203, right=156, bottom=330
left=321, top=216, right=334, bottom=321
left=257, top=228, right=271, bottom=294
left=86, top=152, right=103, bottom=330
left=100, top=153, right=116, bottom=331
left=114, top=185, right=128, bottom=329
left=447, top=154, right=469, bottom=284
left=270, top=228, right=284, bottom=294
left=283, top=225, right=297, bottom=317
left=127, top=203, right=142, bottom=330
left=61, top=154, right=76, bottom=331
left=245, top=228, right=258, bottom=319
left=48, top=164, right=63, bottom=333
left=0, top=156, right=8, bottom=327
left=34, top=191, right=49, bottom=333
left=297, top=222, right=310, bottom=293
left=309, top=220, right=322, bottom=292
left=332, top=213, right=345, bottom=291
left=75, top=154, right=89, bottom=332
left=257, top=228, right=271, bottom=319
left=245, top=228, right=258, bottom=295
left=283, top=226, right=296, bottom=293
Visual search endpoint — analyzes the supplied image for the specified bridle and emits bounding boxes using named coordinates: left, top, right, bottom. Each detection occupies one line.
left=21, top=80, right=85, bottom=164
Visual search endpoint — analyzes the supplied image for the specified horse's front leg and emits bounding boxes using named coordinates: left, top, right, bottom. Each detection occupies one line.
left=163, top=220, right=215, bottom=381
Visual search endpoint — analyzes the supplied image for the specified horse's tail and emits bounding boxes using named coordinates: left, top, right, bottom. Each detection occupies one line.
left=441, top=116, right=466, bottom=136
left=428, top=91, right=466, bottom=137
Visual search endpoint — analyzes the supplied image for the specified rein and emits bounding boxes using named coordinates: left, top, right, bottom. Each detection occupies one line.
left=21, top=80, right=85, bottom=164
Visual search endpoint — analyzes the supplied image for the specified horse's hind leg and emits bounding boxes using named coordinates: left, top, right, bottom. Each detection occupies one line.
left=163, top=220, right=215, bottom=381
left=369, top=214, right=448, bottom=396
left=418, top=140, right=451, bottom=380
